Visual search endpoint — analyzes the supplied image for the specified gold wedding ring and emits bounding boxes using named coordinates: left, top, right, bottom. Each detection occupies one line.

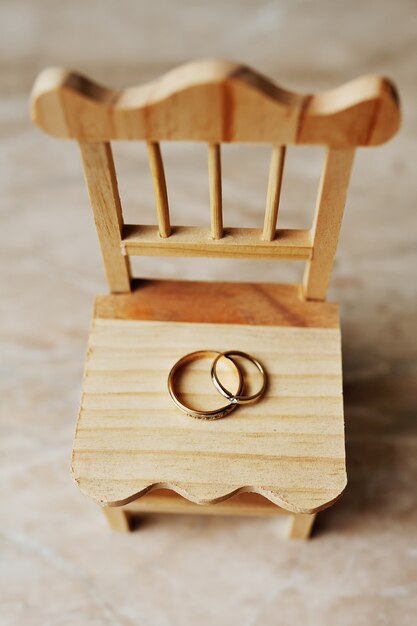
left=167, top=350, right=243, bottom=420
left=168, top=349, right=267, bottom=419
left=211, top=350, right=267, bottom=405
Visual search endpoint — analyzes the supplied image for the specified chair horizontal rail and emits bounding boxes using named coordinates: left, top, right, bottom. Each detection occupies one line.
left=121, top=225, right=312, bottom=260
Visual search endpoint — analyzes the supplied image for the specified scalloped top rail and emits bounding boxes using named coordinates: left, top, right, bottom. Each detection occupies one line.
left=30, top=59, right=400, bottom=147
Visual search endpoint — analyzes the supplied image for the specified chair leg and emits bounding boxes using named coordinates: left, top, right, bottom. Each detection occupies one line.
left=286, top=513, right=316, bottom=540
left=102, top=506, right=131, bottom=532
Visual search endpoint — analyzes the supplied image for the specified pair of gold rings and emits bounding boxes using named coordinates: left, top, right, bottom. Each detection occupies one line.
left=167, top=350, right=267, bottom=420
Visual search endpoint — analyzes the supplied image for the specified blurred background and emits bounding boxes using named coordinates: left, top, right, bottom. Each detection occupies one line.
left=1, top=1, right=416, bottom=625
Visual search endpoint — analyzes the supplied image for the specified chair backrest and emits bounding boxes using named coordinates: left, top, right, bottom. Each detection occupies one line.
left=30, top=59, right=400, bottom=300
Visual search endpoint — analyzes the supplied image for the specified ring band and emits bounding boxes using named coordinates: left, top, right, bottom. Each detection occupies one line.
left=211, top=350, right=267, bottom=405
left=168, top=350, right=244, bottom=420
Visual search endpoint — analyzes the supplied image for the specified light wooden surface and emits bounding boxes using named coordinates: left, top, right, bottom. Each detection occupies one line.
left=103, top=505, right=131, bottom=532
left=303, top=148, right=355, bottom=300
left=286, top=512, right=316, bottom=540
left=121, top=225, right=312, bottom=259
left=31, top=60, right=401, bottom=299
left=146, top=142, right=171, bottom=238
left=31, top=61, right=400, bottom=146
left=79, top=142, right=131, bottom=293
left=121, top=490, right=290, bottom=516
left=262, top=145, right=286, bottom=241
left=94, top=280, right=339, bottom=328
left=208, top=143, right=223, bottom=239
left=72, top=282, right=345, bottom=514
left=103, top=489, right=316, bottom=539
left=30, top=61, right=401, bottom=299
left=31, top=61, right=399, bottom=530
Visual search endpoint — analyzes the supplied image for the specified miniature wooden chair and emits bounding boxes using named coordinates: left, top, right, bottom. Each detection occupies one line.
left=31, top=60, right=400, bottom=539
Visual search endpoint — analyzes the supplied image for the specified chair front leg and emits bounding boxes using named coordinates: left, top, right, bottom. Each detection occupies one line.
left=286, top=513, right=316, bottom=540
left=103, top=506, right=131, bottom=532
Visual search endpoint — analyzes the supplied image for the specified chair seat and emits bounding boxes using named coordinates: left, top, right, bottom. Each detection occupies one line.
left=72, top=280, right=346, bottom=514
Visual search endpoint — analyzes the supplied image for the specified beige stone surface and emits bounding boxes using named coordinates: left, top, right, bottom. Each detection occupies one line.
left=1, top=1, right=416, bottom=625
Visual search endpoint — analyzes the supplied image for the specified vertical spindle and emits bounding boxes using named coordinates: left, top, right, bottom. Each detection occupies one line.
left=208, top=143, right=223, bottom=239
left=262, top=145, right=286, bottom=241
left=147, top=142, right=171, bottom=238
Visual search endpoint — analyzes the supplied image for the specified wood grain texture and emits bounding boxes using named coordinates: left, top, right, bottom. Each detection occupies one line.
left=79, top=142, right=131, bottom=293
left=31, top=60, right=400, bottom=147
left=121, top=225, right=312, bottom=259
left=303, top=148, right=355, bottom=300
left=30, top=60, right=401, bottom=532
left=31, top=61, right=401, bottom=304
left=94, top=280, right=340, bottom=328
left=72, top=283, right=345, bottom=514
